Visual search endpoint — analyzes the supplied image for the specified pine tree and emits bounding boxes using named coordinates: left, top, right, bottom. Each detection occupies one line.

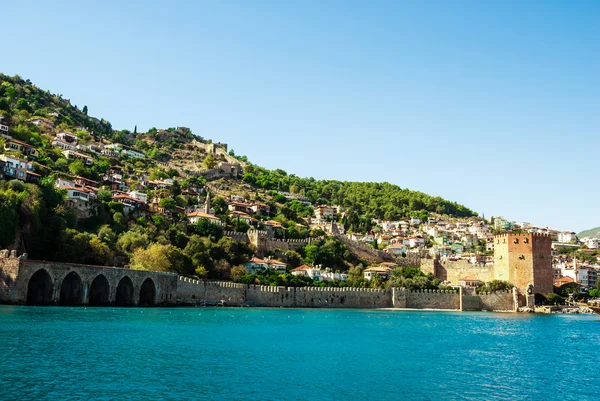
left=82, top=105, right=88, bottom=115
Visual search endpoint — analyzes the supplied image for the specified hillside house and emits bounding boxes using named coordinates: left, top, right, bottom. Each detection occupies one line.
left=364, top=266, right=392, bottom=281
left=243, top=257, right=287, bottom=274
left=4, top=138, right=39, bottom=158
left=52, top=139, right=77, bottom=151
left=56, top=132, right=78, bottom=144
left=187, top=211, right=223, bottom=226
left=0, top=155, right=38, bottom=182
left=63, top=150, right=93, bottom=166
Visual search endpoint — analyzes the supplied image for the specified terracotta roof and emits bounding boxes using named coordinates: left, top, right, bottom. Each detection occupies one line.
left=187, top=211, right=220, bottom=220
left=265, top=259, right=286, bottom=266
left=5, top=138, right=34, bottom=147
left=292, top=265, right=313, bottom=271
left=459, top=276, right=481, bottom=281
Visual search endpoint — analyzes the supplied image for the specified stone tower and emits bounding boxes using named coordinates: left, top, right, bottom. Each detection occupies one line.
left=493, top=233, right=553, bottom=300
left=203, top=189, right=211, bottom=214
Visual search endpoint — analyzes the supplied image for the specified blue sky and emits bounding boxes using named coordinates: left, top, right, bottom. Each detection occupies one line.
left=2, top=1, right=599, bottom=232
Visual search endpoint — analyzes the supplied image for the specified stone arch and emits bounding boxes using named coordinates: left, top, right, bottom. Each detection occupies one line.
left=115, top=276, right=134, bottom=306
left=27, top=269, right=53, bottom=305
left=60, top=271, right=84, bottom=306
left=89, top=274, right=110, bottom=306
left=139, top=278, right=156, bottom=307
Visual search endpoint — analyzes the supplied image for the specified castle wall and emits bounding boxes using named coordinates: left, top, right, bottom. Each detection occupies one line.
left=435, top=259, right=493, bottom=285
left=0, top=257, right=20, bottom=303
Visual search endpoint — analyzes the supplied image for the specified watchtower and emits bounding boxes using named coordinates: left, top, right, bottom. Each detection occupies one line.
left=493, top=233, right=552, bottom=303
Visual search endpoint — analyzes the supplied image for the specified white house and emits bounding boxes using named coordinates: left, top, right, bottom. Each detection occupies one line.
left=244, top=257, right=287, bottom=274
left=186, top=211, right=223, bottom=226
left=557, top=232, right=577, bottom=244
left=128, top=190, right=148, bottom=203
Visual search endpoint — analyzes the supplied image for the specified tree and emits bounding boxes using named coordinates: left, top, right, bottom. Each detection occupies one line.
left=97, top=188, right=112, bottom=203
left=130, top=243, right=185, bottom=273
left=195, top=266, right=208, bottom=278
left=231, top=265, right=248, bottom=282
left=158, top=198, right=177, bottom=212
left=82, top=105, right=88, bottom=115
left=68, top=160, right=86, bottom=176
left=204, top=154, right=217, bottom=169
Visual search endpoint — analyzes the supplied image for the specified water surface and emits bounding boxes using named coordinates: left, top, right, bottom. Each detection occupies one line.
left=0, top=306, right=597, bottom=400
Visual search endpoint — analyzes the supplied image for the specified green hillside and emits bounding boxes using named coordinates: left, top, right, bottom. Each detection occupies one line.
left=577, top=226, right=600, bottom=238
left=0, top=72, right=477, bottom=285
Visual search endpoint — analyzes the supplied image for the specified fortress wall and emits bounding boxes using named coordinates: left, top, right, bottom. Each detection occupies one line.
left=420, top=259, right=436, bottom=276
left=245, top=285, right=296, bottom=307
left=437, top=260, right=493, bottom=285
left=292, top=287, right=392, bottom=309
left=0, top=257, right=20, bottom=303
left=478, top=290, right=516, bottom=312
left=405, top=289, right=460, bottom=309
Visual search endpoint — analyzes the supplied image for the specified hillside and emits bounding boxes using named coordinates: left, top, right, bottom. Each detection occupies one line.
left=577, top=226, right=600, bottom=239
left=0, top=72, right=477, bottom=286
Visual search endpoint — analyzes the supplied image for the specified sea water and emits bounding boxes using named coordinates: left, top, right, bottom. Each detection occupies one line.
left=0, top=306, right=598, bottom=400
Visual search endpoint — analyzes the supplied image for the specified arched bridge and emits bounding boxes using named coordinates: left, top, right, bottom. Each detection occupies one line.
left=0, top=258, right=178, bottom=306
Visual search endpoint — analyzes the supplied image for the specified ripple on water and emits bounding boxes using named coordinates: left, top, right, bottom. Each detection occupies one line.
left=0, top=307, right=598, bottom=401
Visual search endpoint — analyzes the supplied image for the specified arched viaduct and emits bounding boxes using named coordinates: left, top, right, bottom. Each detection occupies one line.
left=0, top=258, right=178, bottom=306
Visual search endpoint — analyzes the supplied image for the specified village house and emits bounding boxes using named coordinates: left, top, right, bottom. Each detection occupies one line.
left=385, top=243, right=407, bottom=255
left=105, top=143, right=145, bottom=159
left=62, top=186, right=97, bottom=218
left=3, top=138, right=39, bottom=159
left=557, top=231, right=577, bottom=244
left=0, top=118, right=9, bottom=134
left=243, top=257, right=287, bottom=274
left=229, top=210, right=258, bottom=226
left=0, top=154, right=39, bottom=183
left=30, top=118, right=54, bottom=130
left=363, top=266, right=392, bottom=281
left=314, top=205, right=337, bottom=221
left=187, top=211, right=223, bottom=226
left=458, top=276, right=482, bottom=288
left=52, top=139, right=77, bottom=151
left=63, top=150, right=93, bottom=166
left=56, top=132, right=78, bottom=144
left=112, top=193, right=146, bottom=215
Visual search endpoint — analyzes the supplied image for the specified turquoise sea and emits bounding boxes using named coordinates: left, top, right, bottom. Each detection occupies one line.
left=0, top=306, right=598, bottom=401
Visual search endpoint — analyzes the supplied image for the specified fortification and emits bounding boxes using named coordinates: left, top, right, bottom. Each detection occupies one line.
left=493, top=233, right=552, bottom=297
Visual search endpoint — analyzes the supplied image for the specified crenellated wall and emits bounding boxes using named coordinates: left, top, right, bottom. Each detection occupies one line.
left=176, top=280, right=515, bottom=311
left=393, top=288, right=460, bottom=310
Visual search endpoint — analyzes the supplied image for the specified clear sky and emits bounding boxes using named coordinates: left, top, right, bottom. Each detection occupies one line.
left=2, top=1, right=599, bottom=232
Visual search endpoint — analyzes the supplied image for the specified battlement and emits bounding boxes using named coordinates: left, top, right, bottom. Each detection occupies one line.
left=493, top=232, right=552, bottom=239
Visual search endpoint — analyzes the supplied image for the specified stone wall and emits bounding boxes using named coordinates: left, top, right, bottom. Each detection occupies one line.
left=176, top=279, right=392, bottom=308
left=435, top=259, right=493, bottom=285
left=0, top=257, right=20, bottom=303
left=393, top=288, right=460, bottom=309
left=478, top=289, right=517, bottom=312
left=0, top=258, right=178, bottom=305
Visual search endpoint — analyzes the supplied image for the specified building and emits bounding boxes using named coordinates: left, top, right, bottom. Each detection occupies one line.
left=62, top=186, right=97, bottom=218
left=364, top=266, right=392, bottom=281
left=458, top=276, right=482, bottom=288
left=3, top=138, right=39, bottom=158
left=0, top=155, right=37, bottom=182
left=314, top=205, right=337, bottom=221
left=56, top=132, right=78, bottom=144
left=52, top=139, right=77, bottom=151
left=493, top=233, right=553, bottom=298
left=243, top=257, right=287, bottom=274
left=557, top=232, right=577, bottom=244
left=105, top=143, right=145, bottom=159
left=187, top=211, right=222, bottom=225
left=63, top=150, right=93, bottom=166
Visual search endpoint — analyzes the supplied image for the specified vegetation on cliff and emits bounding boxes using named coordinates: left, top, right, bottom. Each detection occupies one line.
left=0, top=72, right=477, bottom=280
